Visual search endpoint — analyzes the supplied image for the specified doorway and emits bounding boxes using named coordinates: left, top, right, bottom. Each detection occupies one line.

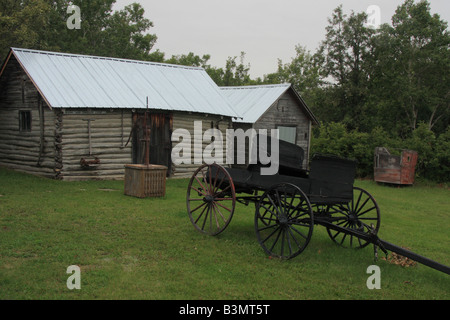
left=132, top=112, right=173, bottom=175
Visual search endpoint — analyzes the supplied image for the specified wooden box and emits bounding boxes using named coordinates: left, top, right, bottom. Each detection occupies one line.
left=374, top=148, right=418, bottom=185
left=124, top=164, right=167, bottom=198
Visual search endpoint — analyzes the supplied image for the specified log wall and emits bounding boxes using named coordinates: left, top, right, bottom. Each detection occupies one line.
left=0, top=55, right=56, bottom=178
left=61, top=111, right=231, bottom=180
left=0, top=55, right=235, bottom=181
left=59, top=109, right=133, bottom=181
left=172, top=113, right=233, bottom=178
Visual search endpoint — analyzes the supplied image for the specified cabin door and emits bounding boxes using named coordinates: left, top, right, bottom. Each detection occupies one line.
left=132, top=112, right=173, bottom=175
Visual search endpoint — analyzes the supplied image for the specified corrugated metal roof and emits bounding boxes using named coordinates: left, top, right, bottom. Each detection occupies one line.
left=220, top=84, right=291, bottom=123
left=10, top=48, right=239, bottom=118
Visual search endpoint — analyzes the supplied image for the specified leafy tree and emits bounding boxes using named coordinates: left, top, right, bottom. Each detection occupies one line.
left=165, top=52, right=212, bottom=68
left=164, top=52, right=224, bottom=85
left=319, top=5, right=347, bottom=86
left=101, top=3, right=160, bottom=61
left=317, top=6, right=375, bottom=130
left=0, top=0, right=53, bottom=60
left=370, top=0, right=449, bottom=134
left=220, top=52, right=252, bottom=86
left=165, top=51, right=255, bottom=86
left=433, top=127, right=450, bottom=182
left=0, top=0, right=161, bottom=63
left=275, top=45, right=322, bottom=104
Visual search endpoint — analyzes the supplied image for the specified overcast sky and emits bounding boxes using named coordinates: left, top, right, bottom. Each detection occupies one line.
left=113, top=0, right=450, bottom=78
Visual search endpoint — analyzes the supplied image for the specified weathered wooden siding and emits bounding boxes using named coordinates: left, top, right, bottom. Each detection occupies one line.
left=374, top=148, right=418, bottom=185
left=172, top=113, right=232, bottom=178
left=59, top=109, right=133, bottom=181
left=0, top=56, right=56, bottom=178
left=253, top=89, right=311, bottom=168
left=0, top=55, right=235, bottom=181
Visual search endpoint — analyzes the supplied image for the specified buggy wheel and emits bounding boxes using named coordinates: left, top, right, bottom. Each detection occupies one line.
left=255, top=183, right=314, bottom=259
left=326, top=187, right=380, bottom=249
left=187, top=164, right=236, bottom=236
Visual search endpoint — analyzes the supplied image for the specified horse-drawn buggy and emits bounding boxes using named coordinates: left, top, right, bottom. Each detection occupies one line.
left=186, top=135, right=449, bottom=274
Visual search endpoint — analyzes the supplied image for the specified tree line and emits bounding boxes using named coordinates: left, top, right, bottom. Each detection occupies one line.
left=1, top=0, right=448, bottom=181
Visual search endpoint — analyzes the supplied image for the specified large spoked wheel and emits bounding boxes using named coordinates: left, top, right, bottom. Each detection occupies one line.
left=255, top=183, right=314, bottom=259
left=326, top=187, right=380, bottom=249
left=187, top=164, right=236, bottom=236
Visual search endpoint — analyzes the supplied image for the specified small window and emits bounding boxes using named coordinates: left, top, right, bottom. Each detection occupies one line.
left=19, top=110, right=32, bottom=132
left=278, top=126, right=297, bottom=144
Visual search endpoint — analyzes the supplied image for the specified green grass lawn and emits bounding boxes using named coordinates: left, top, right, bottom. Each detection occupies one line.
left=0, top=167, right=448, bottom=300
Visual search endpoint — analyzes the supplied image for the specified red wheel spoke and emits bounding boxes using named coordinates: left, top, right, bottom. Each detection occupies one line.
left=190, top=186, right=207, bottom=197
left=213, top=202, right=228, bottom=223
left=194, top=203, right=209, bottom=225
left=190, top=201, right=207, bottom=213
left=187, top=164, right=235, bottom=236
left=194, top=176, right=208, bottom=196
left=215, top=201, right=232, bottom=212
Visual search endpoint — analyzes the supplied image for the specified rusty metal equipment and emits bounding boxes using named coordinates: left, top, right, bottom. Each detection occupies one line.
left=186, top=135, right=449, bottom=275
left=374, top=147, right=418, bottom=185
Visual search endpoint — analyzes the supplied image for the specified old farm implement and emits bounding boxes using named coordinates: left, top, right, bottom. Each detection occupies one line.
left=186, top=136, right=449, bottom=275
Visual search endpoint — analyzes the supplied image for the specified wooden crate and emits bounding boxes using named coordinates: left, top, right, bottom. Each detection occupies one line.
left=374, top=148, right=418, bottom=185
left=124, top=164, right=167, bottom=198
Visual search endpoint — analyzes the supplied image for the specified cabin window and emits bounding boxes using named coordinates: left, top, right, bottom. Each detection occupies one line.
left=19, top=110, right=32, bottom=132
left=278, top=126, right=297, bottom=144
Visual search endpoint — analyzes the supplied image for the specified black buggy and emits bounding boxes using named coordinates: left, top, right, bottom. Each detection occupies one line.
left=186, top=135, right=449, bottom=274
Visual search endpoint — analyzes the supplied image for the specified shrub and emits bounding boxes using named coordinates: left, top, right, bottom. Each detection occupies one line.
left=310, top=122, right=449, bottom=182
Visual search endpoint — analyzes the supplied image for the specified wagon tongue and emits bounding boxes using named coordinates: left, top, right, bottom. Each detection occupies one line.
left=327, top=220, right=450, bottom=275
left=375, top=239, right=450, bottom=275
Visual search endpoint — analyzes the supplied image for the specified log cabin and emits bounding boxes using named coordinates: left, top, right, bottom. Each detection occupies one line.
left=0, top=48, right=239, bottom=180
left=220, top=84, right=319, bottom=169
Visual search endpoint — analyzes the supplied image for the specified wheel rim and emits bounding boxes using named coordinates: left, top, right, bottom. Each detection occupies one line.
left=326, top=187, right=380, bottom=249
left=187, top=164, right=236, bottom=236
left=255, top=183, right=314, bottom=259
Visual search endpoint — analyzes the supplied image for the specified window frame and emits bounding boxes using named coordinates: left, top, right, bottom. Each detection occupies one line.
left=277, top=125, right=297, bottom=144
left=19, top=110, right=32, bottom=133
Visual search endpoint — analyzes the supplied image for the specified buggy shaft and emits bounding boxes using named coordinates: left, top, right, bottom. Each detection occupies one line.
left=316, top=218, right=450, bottom=275
left=378, top=240, right=450, bottom=275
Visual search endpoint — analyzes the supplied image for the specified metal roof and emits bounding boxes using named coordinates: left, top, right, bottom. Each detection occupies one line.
left=220, top=84, right=291, bottom=123
left=9, top=48, right=239, bottom=118
left=220, top=84, right=318, bottom=125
